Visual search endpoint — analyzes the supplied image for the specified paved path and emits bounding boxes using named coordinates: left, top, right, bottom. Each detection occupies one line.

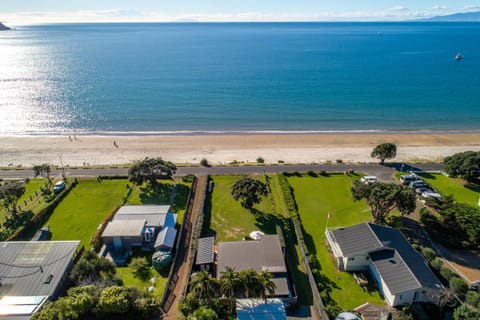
left=162, top=175, right=208, bottom=319
left=0, top=162, right=443, bottom=179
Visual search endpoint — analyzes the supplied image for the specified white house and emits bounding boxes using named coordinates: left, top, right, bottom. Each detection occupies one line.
left=326, top=223, right=441, bottom=307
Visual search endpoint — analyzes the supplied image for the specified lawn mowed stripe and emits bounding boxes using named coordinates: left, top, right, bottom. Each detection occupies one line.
left=45, top=179, right=129, bottom=248
left=288, top=174, right=384, bottom=310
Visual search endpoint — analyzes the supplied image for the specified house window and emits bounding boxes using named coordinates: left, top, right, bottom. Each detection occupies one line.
left=145, top=231, right=151, bottom=242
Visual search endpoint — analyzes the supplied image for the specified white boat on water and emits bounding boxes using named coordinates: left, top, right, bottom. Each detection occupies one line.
left=456, top=53, right=463, bottom=61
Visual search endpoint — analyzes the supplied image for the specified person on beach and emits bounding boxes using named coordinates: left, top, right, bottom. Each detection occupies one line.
left=113, top=140, right=118, bottom=148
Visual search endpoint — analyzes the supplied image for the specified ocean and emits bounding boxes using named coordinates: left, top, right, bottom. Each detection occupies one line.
left=0, top=22, right=479, bottom=135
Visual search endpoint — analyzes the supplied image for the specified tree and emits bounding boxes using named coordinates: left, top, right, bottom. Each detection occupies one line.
left=128, top=157, right=177, bottom=186
left=257, top=270, right=276, bottom=302
left=189, top=306, right=219, bottom=320
left=449, top=277, right=469, bottom=300
left=130, top=257, right=151, bottom=282
left=189, top=271, right=218, bottom=306
left=231, top=177, right=268, bottom=210
left=444, top=151, right=480, bottom=182
left=351, top=181, right=416, bottom=223
left=96, top=286, right=137, bottom=315
left=371, top=143, right=397, bottom=164
left=219, top=266, right=239, bottom=299
left=70, top=250, right=117, bottom=285
left=453, top=304, right=480, bottom=320
left=33, top=164, right=52, bottom=185
left=0, top=181, right=25, bottom=216
left=238, top=269, right=260, bottom=298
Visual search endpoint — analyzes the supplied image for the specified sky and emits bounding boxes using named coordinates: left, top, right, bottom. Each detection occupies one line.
left=1, top=0, right=480, bottom=24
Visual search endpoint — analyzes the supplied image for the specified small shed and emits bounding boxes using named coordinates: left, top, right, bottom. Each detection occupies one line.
left=154, top=227, right=177, bottom=252
left=196, top=237, right=215, bottom=271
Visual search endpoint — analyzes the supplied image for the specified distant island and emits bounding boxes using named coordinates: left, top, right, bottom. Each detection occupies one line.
left=0, top=22, right=11, bottom=31
left=425, top=11, right=480, bottom=22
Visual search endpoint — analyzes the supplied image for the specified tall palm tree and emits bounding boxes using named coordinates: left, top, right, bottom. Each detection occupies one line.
left=238, top=269, right=260, bottom=298
left=219, top=267, right=238, bottom=299
left=189, top=270, right=218, bottom=305
left=257, top=270, right=276, bottom=303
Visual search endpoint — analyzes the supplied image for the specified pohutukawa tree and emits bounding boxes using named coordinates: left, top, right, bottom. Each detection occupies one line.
left=0, top=181, right=26, bottom=216
left=351, top=181, right=416, bottom=224
left=33, top=164, right=52, bottom=185
left=231, top=177, right=268, bottom=211
left=371, top=143, right=397, bottom=164
left=128, top=157, right=177, bottom=186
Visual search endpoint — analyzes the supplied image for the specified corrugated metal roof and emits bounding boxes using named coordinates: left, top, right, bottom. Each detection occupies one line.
left=217, top=235, right=287, bottom=278
left=113, top=214, right=165, bottom=228
left=102, top=220, right=145, bottom=237
left=196, top=237, right=214, bottom=265
left=116, top=205, right=171, bottom=215
left=154, top=227, right=177, bottom=250
left=0, top=241, right=79, bottom=298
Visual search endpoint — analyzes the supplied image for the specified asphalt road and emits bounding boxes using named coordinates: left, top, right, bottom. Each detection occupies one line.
left=0, top=162, right=444, bottom=180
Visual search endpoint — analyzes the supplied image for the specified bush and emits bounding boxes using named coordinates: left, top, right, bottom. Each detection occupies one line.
left=278, top=160, right=285, bottom=164
left=200, top=159, right=209, bottom=167
left=421, top=247, right=437, bottom=262
left=466, top=290, right=480, bottom=309
left=336, top=159, right=343, bottom=164
left=256, top=157, right=265, bottom=164
left=182, top=174, right=195, bottom=183
left=440, top=266, right=458, bottom=282
left=307, top=170, right=317, bottom=177
left=430, top=257, right=444, bottom=270
left=319, top=170, right=329, bottom=176
left=449, top=277, right=469, bottom=300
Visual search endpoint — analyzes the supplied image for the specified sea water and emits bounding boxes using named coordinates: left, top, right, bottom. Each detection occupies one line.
left=0, top=22, right=479, bottom=134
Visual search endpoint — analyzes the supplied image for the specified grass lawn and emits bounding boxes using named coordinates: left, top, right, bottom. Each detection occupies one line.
left=45, top=179, right=130, bottom=248
left=1, top=178, right=50, bottom=223
left=208, top=175, right=276, bottom=242
left=417, top=173, right=480, bottom=206
left=288, top=174, right=384, bottom=310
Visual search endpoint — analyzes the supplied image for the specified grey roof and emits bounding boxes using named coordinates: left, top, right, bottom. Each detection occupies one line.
left=0, top=241, right=79, bottom=298
left=236, top=298, right=286, bottom=320
left=331, top=223, right=441, bottom=292
left=330, top=223, right=383, bottom=256
left=217, top=235, right=286, bottom=278
left=102, top=220, right=145, bottom=237
left=369, top=224, right=441, bottom=290
left=113, top=214, right=165, bottom=228
left=271, top=277, right=290, bottom=297
left=369, top=249, right=421, bottom=294
left=154, top=227, right=177, bottom=250
left=116, top=205, right=171, bottom=215
left=196, top=237, right=215, bottom=265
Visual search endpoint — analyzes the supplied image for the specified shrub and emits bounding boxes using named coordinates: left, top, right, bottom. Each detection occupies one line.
left=200, top=159, right=209, bottom=167
left=421, top=247, right=437, bottom=262
left=449, top=277, right=469, bottom=300
left=440, top=266, right=458, bottom=282
left=182, top=174, right=195, bottom=183
left=319, top=170, right=328, bottom=176
left=466, top=291, right=480, bottom=309
left=336, top=159, right=343, bottom=164
left=278, top=160, right=285, bottom=164
left=307, top=170, right=317, bottom=177
left=256, top=157, right=265, bottom=164
left=430, top=257, right=444, bottom=270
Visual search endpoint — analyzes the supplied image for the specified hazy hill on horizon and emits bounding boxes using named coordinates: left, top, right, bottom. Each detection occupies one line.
left=424, top=11, right=480, bottom=21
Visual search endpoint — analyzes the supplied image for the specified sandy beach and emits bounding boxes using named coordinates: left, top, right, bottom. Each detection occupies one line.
left=1, top=133, right=480, bottom=167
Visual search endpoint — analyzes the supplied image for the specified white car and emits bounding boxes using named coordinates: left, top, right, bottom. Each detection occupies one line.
left=422, top=191, right=442, bottom=199
left=360, top=176, right=378, bottom=184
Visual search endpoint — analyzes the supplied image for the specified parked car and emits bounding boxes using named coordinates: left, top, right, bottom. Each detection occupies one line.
left=360, top=176, right=378, bottom=184
left=421, top=191, right=442, bottom=199
left=53, top=181, right=65, bottom=194
left=415, top=187, right=434, bottom=195
left=409, top=180, right=428, bottom=188
left=400, top=174, right=419, bottom=185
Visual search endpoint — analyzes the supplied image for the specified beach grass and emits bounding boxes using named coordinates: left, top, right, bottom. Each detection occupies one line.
left=417, top=173, right=480, bottom=206
left=44, top=179, right=129, bottom=248
left=287, top=174, right=384, bottom=310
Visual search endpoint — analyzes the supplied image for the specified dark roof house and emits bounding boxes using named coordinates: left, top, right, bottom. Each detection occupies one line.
left=0, top=241, right=80, bottom=320
left=216, top=235, right=295, bottom=303
left=326, top=223, right=441, bottom=306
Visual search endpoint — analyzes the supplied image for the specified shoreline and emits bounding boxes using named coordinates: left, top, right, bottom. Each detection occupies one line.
left=1, top=132, right=480, bottom=167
